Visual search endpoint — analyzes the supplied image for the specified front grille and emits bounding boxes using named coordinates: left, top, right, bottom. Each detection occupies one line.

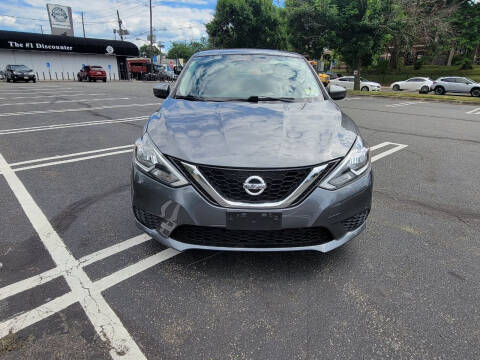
left=133, top=207, right=163, bottom=229
left=342, top=209, right=370, bottom=231
left=170, top=225, right=333, bottom=248
left=172, top=159, right=337, bottom=205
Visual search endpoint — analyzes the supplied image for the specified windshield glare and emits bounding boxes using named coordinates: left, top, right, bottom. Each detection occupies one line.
left=12, top=65, right=31, bottom=71
left=176, top=54, right=324, bottom=100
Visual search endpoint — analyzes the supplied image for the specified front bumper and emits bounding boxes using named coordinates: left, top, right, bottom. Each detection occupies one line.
left=13, top=74, right=35, bottom=81
left=131, top=165, right=373, bottom=252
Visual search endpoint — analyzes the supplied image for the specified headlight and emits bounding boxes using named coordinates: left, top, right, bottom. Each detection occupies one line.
left=29, top=72, right=35, bottom=76
left=14, top=72, right=21, bottom=75
left=319, top=136, right=370, bottom=190
left=134, top=133, right=188, bottom=187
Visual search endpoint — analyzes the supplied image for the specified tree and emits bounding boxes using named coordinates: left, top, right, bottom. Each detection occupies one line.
left=139, top=44, right=161, bottom=58
left=167, top=38, right=208, bottom=61
left=285, top=0, right=336, bottom=59
left=451, top=0, right=480, bottom=69
left=206, top=0, right=287, bottom=50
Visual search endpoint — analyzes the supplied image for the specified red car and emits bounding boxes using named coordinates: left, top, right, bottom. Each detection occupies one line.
left=77, top=65, right=107, bottom=82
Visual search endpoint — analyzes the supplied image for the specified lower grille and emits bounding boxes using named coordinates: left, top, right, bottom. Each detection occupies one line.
left=133, top=207, right=163, bottom=229
left=170, top=225, right=333, bottom=248
left=342, top=209, right=370, bottom=231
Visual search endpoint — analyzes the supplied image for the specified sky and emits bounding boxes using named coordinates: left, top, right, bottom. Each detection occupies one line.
left=0, top=0, right=217, bottom=50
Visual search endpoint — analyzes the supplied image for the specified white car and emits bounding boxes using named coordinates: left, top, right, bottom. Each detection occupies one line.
left=330, top=76, right=381, bottom=91
left=390, top=77, right=433, bottom=93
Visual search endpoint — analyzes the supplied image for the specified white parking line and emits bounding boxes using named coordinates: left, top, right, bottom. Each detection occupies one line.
left=0, top=154, right=147, bottom=360
left=0, top=97, right=130, bottom=107
left=10, top=145, right=134, bottom=166
left=79, top=234, right=152, bottom=267
left=0, top=103, right=159, bottom=117
left=0, top=93, right=106, bottom=100
left=0, top=116, right=149, bottom=135
left=466, top=107, right=480, bottom=115
left=13, top=149, right=133, bottom=172
left=386, top=102, right=425, bottom=108
left=372, top=143, right=408, bottom=162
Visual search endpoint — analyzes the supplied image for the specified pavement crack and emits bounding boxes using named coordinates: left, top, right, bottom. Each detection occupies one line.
left=359, top=125, right=480, bottom=145
left=374, top=189, right=480, bottom=223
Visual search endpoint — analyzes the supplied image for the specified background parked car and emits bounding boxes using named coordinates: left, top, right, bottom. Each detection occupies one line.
left=77, top=65, right=107, bottom=82
left=390, top=77, right=433, bottom=93
left=5, top=64, right=36, bottom=82
left=430, top=77, right=480, bottom=97
left=330, top=76, right=381, bottom=91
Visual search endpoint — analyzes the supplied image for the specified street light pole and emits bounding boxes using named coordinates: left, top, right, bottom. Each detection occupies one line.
left=149, top=0, right=154, bottom=67
left=81, top=11, right=86, bottom=38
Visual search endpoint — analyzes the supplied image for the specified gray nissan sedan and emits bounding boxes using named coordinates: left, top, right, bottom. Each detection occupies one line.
left=131, top=49, right=372, bottom=252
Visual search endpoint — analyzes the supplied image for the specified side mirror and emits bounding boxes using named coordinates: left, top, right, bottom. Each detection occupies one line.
left=153, top=83, right=170, bottom=99
left=173, top=66, right=182, bottom=75
left=328, top=85, right=347, bottom=100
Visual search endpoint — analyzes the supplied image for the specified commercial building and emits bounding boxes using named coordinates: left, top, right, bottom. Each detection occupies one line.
left=0, top=30, right=139, bottom=80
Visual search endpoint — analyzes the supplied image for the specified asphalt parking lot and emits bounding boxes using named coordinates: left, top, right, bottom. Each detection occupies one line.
left=0, top=81, right=479, bottom=360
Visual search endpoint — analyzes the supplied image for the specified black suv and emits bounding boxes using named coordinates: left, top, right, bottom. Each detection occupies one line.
left=5, top=65, right=36, bottom=83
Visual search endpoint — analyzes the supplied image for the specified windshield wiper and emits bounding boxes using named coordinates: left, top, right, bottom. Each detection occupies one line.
left=175, top=94, right=207, bottom=101
left=246, top=96, right=295, bottom=103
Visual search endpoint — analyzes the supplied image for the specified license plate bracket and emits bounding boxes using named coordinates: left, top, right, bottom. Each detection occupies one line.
left=226, top=212, right=282, bottom=230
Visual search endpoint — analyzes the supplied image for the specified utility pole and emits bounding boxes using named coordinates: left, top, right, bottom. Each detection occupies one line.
left=81, top=11, right=86, bottom=38
left=117, top=10, right=124, bottom=41
left=39, top=25, right=44, bottom=34
left=149, top=0, right=154, bottom=67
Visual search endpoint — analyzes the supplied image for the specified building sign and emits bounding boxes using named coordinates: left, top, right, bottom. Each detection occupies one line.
left=0, top=30, right=139, bottom=57
left=7, top=41, right=73, bottom=52
left=47, top=4, right=74, bottom=36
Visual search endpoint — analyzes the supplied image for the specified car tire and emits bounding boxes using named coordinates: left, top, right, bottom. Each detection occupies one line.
left=6, top=78, right=10, bottom=82
left=392, top=84, right=400, bottom=91
left=77, top=75, right=82, bottom=82
left=33, top=79, right=36, bottom=83
left=102, top=78, right=107, bottom=82
left=361, top=86, right=369, bottom=91
left=471, top=88, right=480, bottom=97
left=88, top=76, right=92, bottom=82
left=419, top=86, right=429, bottom=94
left=434, top=86, right=445, bottom=95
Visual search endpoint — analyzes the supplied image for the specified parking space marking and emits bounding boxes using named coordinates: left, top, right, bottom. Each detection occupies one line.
left=0, top=116, right=149, bottom=135
left=10, top=145, right=135, bottom=167
left=78, top=234, right=152, bottom=267
left=386, top=101, right=425, bottom=108
left=0, top=87, right=75, bottom=92
left=0, top=154, right=147, bottom=359
left=466, top=107, right=480, bottom=115
left=0, top=93, right=106, bottom=100
left=0, top=97, right=130, bottom=107
left=0, top=267, right=63, bottom=302
left=371, top=143, right=408, bottom=162
left=0, top=140, right=409, bottom=354
left=0, top=103, right=159, bottom=117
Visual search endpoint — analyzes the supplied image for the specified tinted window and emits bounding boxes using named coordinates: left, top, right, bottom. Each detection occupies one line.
left=177, top=54, right=324, bottom=100
left=11, top=65, right=31, bottom=71
left=443, top=78, right=455, bottom=82
left=340, top=77, right=353, bottom=82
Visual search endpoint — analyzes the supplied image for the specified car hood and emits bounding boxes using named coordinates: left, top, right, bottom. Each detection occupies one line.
left=146, top=98, right=358, bottom=168
left=364, top=81, right=380, bottom=86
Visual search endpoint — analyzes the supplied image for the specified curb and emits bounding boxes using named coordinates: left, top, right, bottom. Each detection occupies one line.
left=348, top=92, right=480, bottom=106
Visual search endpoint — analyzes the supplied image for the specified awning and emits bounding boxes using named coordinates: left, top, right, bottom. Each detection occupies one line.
left=0, top=30, right=139, bottom=57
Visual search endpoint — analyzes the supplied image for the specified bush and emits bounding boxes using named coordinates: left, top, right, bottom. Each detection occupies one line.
left=374, top=59, right=389, bottom=74
left=413, top=57, right=423, bottom=70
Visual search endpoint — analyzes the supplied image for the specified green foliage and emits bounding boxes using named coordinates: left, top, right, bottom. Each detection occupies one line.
left=139, top=44, right=161, bottom=58
left=451, top=0, right=480, bottom=67
left=413, top=57, right=423, bottom=70
left=167, top=38, right=208, bottom=61
left=206, top=0, right=287, bottom=49
left=375, top=58, right=390, bottom=74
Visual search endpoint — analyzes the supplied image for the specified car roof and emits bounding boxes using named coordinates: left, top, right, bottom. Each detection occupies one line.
left=193, top=48, right=303, bottom=58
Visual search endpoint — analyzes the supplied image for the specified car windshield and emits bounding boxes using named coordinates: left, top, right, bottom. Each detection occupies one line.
left=464, top=77, right=475, bottom=84
left=11, top=65, right=31, bottom=71
left=176, top=54, right=324, bottom=100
